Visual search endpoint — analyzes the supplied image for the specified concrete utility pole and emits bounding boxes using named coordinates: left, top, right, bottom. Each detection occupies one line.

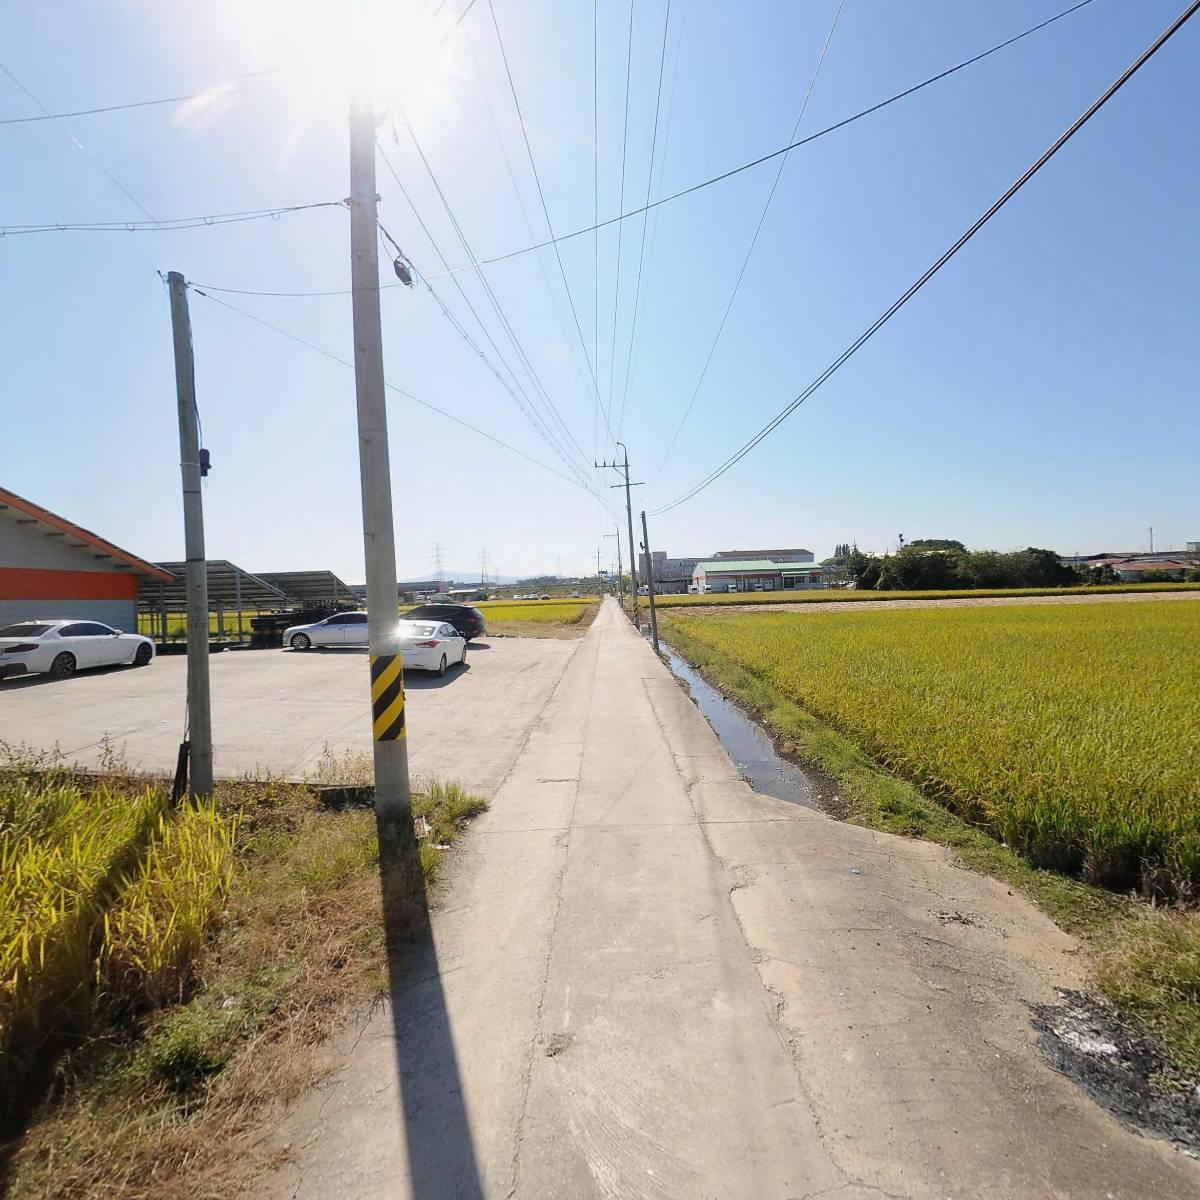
left=597, top=547, right=603, bottom=595
left=605, top=527, right=623, bottom=599
left=349, top=94, right=411, bottom=820
left=596, top=441, right=641, bottom=616
left=167, top=271, right=213, bottom=798
left=640, top=510, right=661, bottom=654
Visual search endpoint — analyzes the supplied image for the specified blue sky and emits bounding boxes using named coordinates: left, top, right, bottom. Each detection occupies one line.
left=3, top=0, right=1197, bottom=582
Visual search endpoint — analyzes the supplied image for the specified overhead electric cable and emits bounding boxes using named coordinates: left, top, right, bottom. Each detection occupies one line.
left=189, top=285, right=602, bottom=498
left=485, top=0, right=614, bottom=446
left=614, top=0, right=673, bottom=441
left=421, top=0, right=1100, bottom=278
left=378, top=129, right=599, bottom=489
left=0, top=69, right=275, bottom=124
left=614, top=6, right=683, bottom=441
left=0, top=58, right=159, bottom=222
left=651, top=0, right=1200, bottom=516
left=645, top=0, right=844, bottom=492
left=461, top=36, right=608, bottom=450
left=1, top=200, right=345, bottom=237
left=151, top=0, right=1098, bottom=292
left=377, top=219, right=613, bottom=510
left=593, top=0, right=600, bottom=462
left=604, top=0, right=637, bottom=444
left=430, top=0, right=479, bottom=59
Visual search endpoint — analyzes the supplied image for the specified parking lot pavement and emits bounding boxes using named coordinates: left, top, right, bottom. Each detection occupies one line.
left=0, top=638, right=581, bottom=794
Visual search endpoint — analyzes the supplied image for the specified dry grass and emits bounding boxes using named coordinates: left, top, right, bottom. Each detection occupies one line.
left=1096, top=908, right=1200, bottom=1074
left=3, top=764, right=486, bottom=1200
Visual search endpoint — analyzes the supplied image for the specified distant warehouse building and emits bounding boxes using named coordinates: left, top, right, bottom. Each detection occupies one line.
left=0, top=486, right=171, bottom=630
left=692, top=558, right=828, bottom=593
left=710, top=547, right=814, bottom=564
left=639, top=550, right=701, bottom=595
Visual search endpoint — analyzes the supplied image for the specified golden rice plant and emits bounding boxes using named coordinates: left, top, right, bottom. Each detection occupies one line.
left=0, top=781, right=166, bottom=1064
left=663, top=599, right=1200, bottom=897
left=99, top=801, right=239, bottom=1013
left=1, top=775, right=239, bottom=1094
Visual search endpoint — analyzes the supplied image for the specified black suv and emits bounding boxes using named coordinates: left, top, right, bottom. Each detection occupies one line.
left=403, top=604, right=486, bottom=641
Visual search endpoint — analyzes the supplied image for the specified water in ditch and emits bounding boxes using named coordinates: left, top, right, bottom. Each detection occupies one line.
left=660, top=643, right=820, bottom=810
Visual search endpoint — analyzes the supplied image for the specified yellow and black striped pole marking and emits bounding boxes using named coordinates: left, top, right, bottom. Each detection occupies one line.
left=370, top=654, right=406, bottom=741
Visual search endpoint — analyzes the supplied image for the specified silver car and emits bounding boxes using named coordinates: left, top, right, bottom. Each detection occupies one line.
left=283, top=611, right=369, bottom=650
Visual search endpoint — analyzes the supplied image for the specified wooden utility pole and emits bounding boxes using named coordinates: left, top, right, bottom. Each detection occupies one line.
left=349, top=94, right=411, bottom=820
left=167, top=271, right=213, bottom=798
left=640, top=510, right=660, bottom=654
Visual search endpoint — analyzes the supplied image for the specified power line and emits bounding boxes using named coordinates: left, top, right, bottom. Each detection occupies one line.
left=188, top=284, right=604, bottom=499
left=1, top=199, right=345, bottom=237
left=428, top=0, right=479, bottom=63
left=617, top=8, right=684, bottom=446
left=180, top=0, right=1099, bottom=300
left=593, top=0, right=600, bottom=463
left=604, top=0, right=637, bottom=444
left=424, top=0, right=1101, bottom=279
left=461, top=34, right=607, bottom=457
left=645, top=0, right=844, bottom=493
left=377, top=128, right=600, bottom=491
left=0, top=69, right=275, bottom=125
left=652, top=0, right=1200, bottom=517
left=0, top=1, right=473, bottom=128
left=380, top=220, right=615, bottom=511
left=485, top=0, right=614, bottom=448
left=0, top=58, right=159, bottom=222
left=614, top=0, right=673, bottom=441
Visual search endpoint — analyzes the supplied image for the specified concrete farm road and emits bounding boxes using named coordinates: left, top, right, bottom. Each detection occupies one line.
left=267, top=599, right=1197, bottom=1199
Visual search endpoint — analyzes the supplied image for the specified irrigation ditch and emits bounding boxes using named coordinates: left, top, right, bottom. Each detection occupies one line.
left=655, top=626, right=1200, bottom=1157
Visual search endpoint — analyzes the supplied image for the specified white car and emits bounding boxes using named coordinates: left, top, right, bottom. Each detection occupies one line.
left=396, top=619, right=466, bottom=675
left=283, top=613, right=466, bottom=675
left=283, top=611, right=370, bottom=650
left=0, top=619, right=154, bottom=681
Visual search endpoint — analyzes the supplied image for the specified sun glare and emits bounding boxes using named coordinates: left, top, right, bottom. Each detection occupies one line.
left=218, top=0, right=466, bottom=130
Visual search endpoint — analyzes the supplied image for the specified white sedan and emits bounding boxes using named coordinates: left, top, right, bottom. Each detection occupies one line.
left=283, top=613, right=466, bottom=675
left=396, top=619, right=466, bottom=675
left=0, top=619, right=154, bottom=681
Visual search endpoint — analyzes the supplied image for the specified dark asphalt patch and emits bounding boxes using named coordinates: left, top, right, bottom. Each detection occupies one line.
left=1031, top=989, right=1200, bottom=1155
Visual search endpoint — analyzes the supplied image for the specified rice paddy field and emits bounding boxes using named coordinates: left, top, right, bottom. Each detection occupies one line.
left=470, top=600, right=598, bottom=637
left=661, top=598, right=1200, bottom=898
left=474, top=600, right=595, bottom=624
left=654, top=581, right=1200, bottom=608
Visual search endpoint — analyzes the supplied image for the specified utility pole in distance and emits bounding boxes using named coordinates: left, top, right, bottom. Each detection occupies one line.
left=605, top=527, right=623, bottom=600
left=167, top=271, right=213, bottom=798
left=349, top=93, right=410, bottom=821
left=640, top=510, right=660, bottom=654
left=596, top=441, right=641, bottom=618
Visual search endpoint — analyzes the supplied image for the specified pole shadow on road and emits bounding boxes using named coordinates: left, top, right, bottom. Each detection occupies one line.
left=376, top=812, right=484, bottom=1198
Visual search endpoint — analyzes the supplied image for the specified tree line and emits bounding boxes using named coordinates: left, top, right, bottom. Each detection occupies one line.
left=822, top=539, right=1199, bottom=591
